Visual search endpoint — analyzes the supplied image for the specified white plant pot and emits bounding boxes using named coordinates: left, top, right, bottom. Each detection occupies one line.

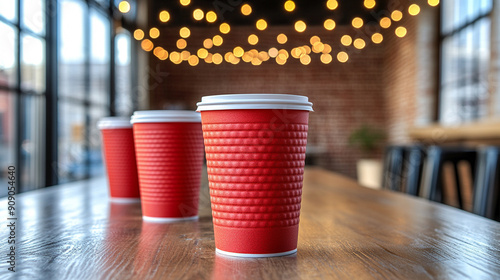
left=357, top=159, right=382, bottom=189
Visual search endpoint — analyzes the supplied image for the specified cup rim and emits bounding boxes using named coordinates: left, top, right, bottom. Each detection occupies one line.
left=131, top=110, right=201, bottom=124
left=97, top=117, right=133, bottom=129
left=196, top=94, right=313, bottom=112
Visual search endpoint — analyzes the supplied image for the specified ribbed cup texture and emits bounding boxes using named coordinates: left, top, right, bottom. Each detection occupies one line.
left=202, top=110, right=309, bottom=229
left=133, top=123, right=204, bottom=218
left=101, top=128, right=140, bottom=198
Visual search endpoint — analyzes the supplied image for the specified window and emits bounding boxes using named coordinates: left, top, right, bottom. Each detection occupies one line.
left=0, top=0, right=138, bottom=194
left=0, top=0, right=47, bottom=193
left=439, top=0, right=493, bottom=124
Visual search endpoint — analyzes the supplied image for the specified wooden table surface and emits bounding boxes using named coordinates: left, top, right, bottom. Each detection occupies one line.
left=1, top=167, right=500, bottom=279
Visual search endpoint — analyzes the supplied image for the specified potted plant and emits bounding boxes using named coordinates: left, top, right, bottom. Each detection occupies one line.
left=348, top=124, right=385, bottom=189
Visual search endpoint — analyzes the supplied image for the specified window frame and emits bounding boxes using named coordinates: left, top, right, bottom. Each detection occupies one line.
left=438, top=0, right=493, bottom=124
left=0, top=0, right=139, bottom=192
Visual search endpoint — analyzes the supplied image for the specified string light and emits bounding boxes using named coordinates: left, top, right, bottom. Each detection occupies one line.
left=353, top=38, right=366, bottom=49
left=428, top=0, right=439, bottom=6
left=268, top=47, right=279, bottom=58
left=203, top=38, right=213, bottom=49
left=141, top=39, right=153, bottom=51
left=197, top=48, right=208, bottom=59
left=364, top=0, right=375, bottom=9
left=337, top=51, right=348, bottom=63
left=277, top=34, right=288, bottom=44
left=294, top=20, right=306, bottom=32
left=206, top=11, right=217, bottom=22
left=326, top=0, right=338, bottom=10
left=149, top=27, right=160, bottom=39
left=395, top=26, right=407, bottom=37
left=408, top=4, right=420, bottom=16
left=133, top=29, right=144, bottom=40
left=371, top=33, right=383, bottom=44
left=284, top=1, right=296, bottom=12
left=241, top=4, right=252, bottom=16
left=300, top=54, right=311, bottom=65
left=205, top=53, right=213, bottom=63
left=193, top=9, right=204, bottom=21
left=324, top=19, right=336, bottom=31
left=322, top=44, right=332, bottom=54
left=118, top=1, right=130, bottom=13
left=380, top=17, right=391, bottom=28
left=310, top=35, right=320, bottom=45
left=188, top=55, right=199, bottom=66
left=159, top=10, right=170, bottom=22
left=233, top=46, right=244, bottom=57
left=179, top=27, right=191, bottom=38
left=170, top=51, right=181, bottom=64
left=181, top=51, right=190, bottom=61
left=212, top=53, right=223, bottom=64
left=213, top=35, right=223, bottom=46
left=341, top=35, right=352, bottom=46
left=256, top=19, right=268, bottom=31
left=312, top=42, right=325, bottom=53
left=320, top=53, right=332, bottom=64
left=352, top=17, right=364, bottom=28
left=180, top=0, right=190, bottom=6
left=391, top=10, right=403, bottom=21
left=248, top=34, right=259, bottom=45
left=219, top=23, right=231, bottom=34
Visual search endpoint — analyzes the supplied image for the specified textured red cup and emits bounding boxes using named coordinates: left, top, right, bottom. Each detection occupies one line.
left=197, top=94, right=313, bottom=257
left=131, top=111, right=204, bottom=223
left=98, top=117, right=141, bottom=203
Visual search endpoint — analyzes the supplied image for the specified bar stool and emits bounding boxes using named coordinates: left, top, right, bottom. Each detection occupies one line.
left=382, top=146, right=405, bottom=192
left=419, top=146, right=477, bottom=210
left=473, top=147, right=500, bottom=221
left=404, top=146, right=426, bottom=196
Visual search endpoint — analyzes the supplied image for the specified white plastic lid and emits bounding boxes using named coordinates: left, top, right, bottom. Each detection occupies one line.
left=196, top=94, right=313, bottom=111
left=130, top=110, right=201, bottom=124
left=97, top=117, right=133, bottom=130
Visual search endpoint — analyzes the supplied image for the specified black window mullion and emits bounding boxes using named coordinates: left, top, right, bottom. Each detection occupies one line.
left=84, top=1, right=91, bottom=180
left=45, top=0, right=58, bottom=187
left=15, top=0, right=22, bottom=193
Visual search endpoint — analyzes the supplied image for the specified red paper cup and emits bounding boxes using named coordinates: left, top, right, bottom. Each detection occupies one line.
left=98, top=117, right=141, bottom=203
left=197, top=94, right=313, bottom=257
left=131, top=110, right=204, bottom=223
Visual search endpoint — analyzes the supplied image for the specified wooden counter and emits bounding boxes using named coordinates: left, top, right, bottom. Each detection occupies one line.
left=1, top=167, right=499, bottom=279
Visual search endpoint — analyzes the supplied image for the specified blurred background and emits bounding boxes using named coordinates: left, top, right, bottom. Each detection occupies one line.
left=0, top=0, right=498, bottom=200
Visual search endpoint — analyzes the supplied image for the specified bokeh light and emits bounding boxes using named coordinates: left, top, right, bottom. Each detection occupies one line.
left=180, top=0, right=190, bottom=6
left=206, top=11, right=217, bottom=22
left=295, top=20, right=306, bottom=32
left=380, top=17, right=391, bottom=28
left=371, top=33, right=383, bottom=44
left=203, top=38, right=213, bottom=49
left=337, top=51, right=348, bottom=63
left=118, top=1, right=130, bottom=13
left=324, top=19, right=336, bottom=31
left=284, top=1, right=295, bottom=12
left=326, top=0, right=338, bottom=10
left=193, top=9, right=204, bottom=21
left=352, top=17, right=364, bottom=28
left=159, top=11, right=170, bottom=22
left=256, top=19, right=268, bottom=31
left=149, top=27, right=160, bottom=39
left=248, top=34, right=259, bottom=45
left=277, top=33, right=288, bottom=44
left=391, top=10, right=403, bottom=21
left=364, top=0, right=375, bottom=9
left=320, top=53, right=332, bottom=64
left=213, top=35, right=223, bottom=46
left=353, top=38, right=366, bottom=49
left=219, top=23, right=231, bottom=34
left=179, top=27, right=191, bottom=38
left=395, top=26, right=407, bottom=37
left=241, top=4, right=252, bottom=16
left=341, top=35, right=352, bottom=46
left=133, top=29, right=144, bottom=40
left=409, top=4, right=420, bottom=16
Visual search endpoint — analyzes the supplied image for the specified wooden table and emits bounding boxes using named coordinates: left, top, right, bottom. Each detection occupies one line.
left=1, top=168, right=499, bottom=279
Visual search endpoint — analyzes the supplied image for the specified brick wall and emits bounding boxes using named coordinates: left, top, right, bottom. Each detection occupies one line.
left=148, top=25, right=387, bottom=178
left=382, top=2, right=438, bottom=144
